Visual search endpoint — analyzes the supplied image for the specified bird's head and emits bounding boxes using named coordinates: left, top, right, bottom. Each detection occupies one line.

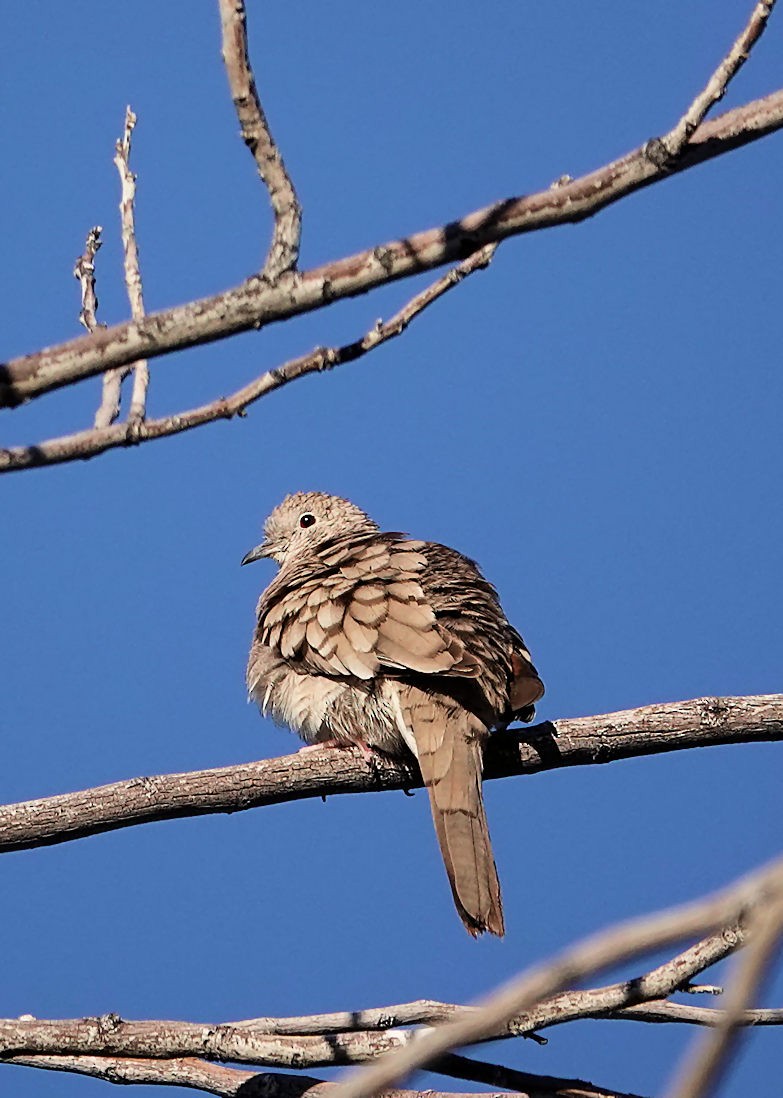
left=241, top=491, right=379, bottom=567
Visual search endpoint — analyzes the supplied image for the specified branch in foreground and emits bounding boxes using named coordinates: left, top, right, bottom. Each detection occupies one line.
left=0, top=928, right=752, bottom=1066
left=0, top=910, right=778, bottom=1067
left=7, top=1056, right=519, bottom=1098
left=0, top=694, right=779, bottom=854
left=665, top=893, right=783, bottom=1098
left=219, top=0, right=301, bottom=277
left=1, top=887, right=781, bottom=1087
left=337, top=856, right=783, bottom=1098
left=2, top=89, right=782, bottom=412
left=0, top=245, right=495, bottom=472
left=2, top=928, right=776, bottom=1068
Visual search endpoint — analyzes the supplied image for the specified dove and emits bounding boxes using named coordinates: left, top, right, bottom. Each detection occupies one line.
left=242, top=492, right=544, bottom=937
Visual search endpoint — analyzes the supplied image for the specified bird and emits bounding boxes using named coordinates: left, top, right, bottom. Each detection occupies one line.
left=242, top=492, right=544, bottom=937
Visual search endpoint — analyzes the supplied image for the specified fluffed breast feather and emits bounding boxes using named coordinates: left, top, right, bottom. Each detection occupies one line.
left=255, top=531, right=543, bottom=721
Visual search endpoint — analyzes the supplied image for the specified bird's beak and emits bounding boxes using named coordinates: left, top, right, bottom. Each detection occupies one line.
left=241, top=541, right=270, bottom=566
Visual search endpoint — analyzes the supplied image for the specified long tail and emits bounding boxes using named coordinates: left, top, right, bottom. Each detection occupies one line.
left=398, top=685, right=504, bottom=937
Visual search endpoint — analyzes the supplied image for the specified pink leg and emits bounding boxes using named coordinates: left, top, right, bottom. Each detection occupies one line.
left=297, top=739, right=375, bottom=760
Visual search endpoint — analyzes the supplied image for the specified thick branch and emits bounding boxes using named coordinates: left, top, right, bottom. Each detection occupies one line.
left=0, top=1017, right=406, bottom=1067
left=2, top=91, right=782, bottom=410
left=219, top=0, right=301, bottom=276
left=0, top=694, right=779, bottom=854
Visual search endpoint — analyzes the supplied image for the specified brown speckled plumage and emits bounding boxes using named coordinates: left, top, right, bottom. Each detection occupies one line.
left=244, top=492, right=544, bottom=937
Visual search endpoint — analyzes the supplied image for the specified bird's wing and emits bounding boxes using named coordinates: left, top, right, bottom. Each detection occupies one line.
left=418, top=542, right=545, bottom=719
left=256, top=534, right=476, bottom=681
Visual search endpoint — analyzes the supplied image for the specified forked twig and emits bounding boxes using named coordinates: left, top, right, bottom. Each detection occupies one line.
left=661, top=0, right=776, bottom=158
left=0, top=246, right=495, bottom=472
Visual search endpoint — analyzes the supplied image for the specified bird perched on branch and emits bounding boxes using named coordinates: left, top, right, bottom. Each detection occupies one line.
left=242, top=492, right=544, bottom=937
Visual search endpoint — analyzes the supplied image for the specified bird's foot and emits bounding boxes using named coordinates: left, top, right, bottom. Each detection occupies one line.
left=297, top=740, right=345, bottom=753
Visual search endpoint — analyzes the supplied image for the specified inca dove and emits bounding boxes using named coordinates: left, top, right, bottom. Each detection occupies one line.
left=242, top=492, right=544, bottom=937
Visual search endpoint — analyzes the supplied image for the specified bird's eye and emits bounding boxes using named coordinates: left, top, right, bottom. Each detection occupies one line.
left=299, top=513, right=316, bottom=529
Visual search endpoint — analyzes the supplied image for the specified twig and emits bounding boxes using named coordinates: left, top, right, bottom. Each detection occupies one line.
left=0, top=694, right=778, bottom=854
left=219, top=0, right=301, bottom=277
left=113, top=105, right=149, bottom=423
left=335, top=856, right=783, bottom=1098
left=665, top=893, right=783, bottom=1098
left=661, top=0, right=776, bottom=158
left=73, top=226, right=102, bottom=333
left=73, top=225, right=126, bottom=429
left=615, top=1000, right=783, bottom=1027
left=0, top=245, right=495, bottom=473
left=500, top=924, right=748, bottom=1038
left=2, top=90, right=782, bottom=412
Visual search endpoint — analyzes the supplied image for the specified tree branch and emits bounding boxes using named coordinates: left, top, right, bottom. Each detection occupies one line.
left=73, top=226, right=102, bottom=335
left=6, top=1055, right=515, bottom=1098
left=219, top=0, right=301, bottom=277
left=0, top=245, right=495, bottom=472
left=662, top=0, right=775, bottom=158
left=73, top=224, right=126, bottom=430
left=0, top=883, right=780, bottom=1077
left=336, top=857, right=783, bottom=1098
left=0, top=694, right=778, bottom=855
left=432, top=1054, right=646, bottom=1098
left=113, top=105, right=150, bottom=424
left=2, top=90, right=781, bottom=412
left=665, top=893, right=783, bottom=1098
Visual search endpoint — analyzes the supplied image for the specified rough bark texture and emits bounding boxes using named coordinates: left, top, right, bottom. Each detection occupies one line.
left=2, top=92, right=782, bottom=410
left=0, top=695, right=779, bottom=854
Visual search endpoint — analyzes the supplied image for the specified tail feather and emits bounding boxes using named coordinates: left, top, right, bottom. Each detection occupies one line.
left=398, top=685, right=504, bottom=937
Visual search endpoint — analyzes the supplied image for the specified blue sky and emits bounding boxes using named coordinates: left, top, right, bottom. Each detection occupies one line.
left=2, top=3, right=782, bottom=1096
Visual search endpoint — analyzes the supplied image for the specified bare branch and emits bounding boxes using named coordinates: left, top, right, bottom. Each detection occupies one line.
left=72, top=225, right=126, bottom=430
left=336, top=857, right=783, bottom=1098
left=7, top=1055, right=509, bottom=1098
left=665, top=893, right=783, bottom=1098
left=662, top=0, right=776, bottom=157
left=434, top=1054, right=647, bottom=1098
left=2, top=91, right=782, bottom=412
left=615, top=1000, right=783, bottom=1027
left=0, top=1015, right=408, bottom=1067
left=0, top=694, right=778, bottom=855
left=502, top=925, right=748, bottom=1038
left=8, top=1055, right=256, bottom=1097
left=0, top=246, right=495, bottom=473
left=1, top=862, right=781, bottom=1084
left=228, top=1000, right=463, bottom=1035
left=219, top=0, right=301, bottom=277
left=73, top=226, right=102, bottom=333
left=113, top=105, right=149, bottom=423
